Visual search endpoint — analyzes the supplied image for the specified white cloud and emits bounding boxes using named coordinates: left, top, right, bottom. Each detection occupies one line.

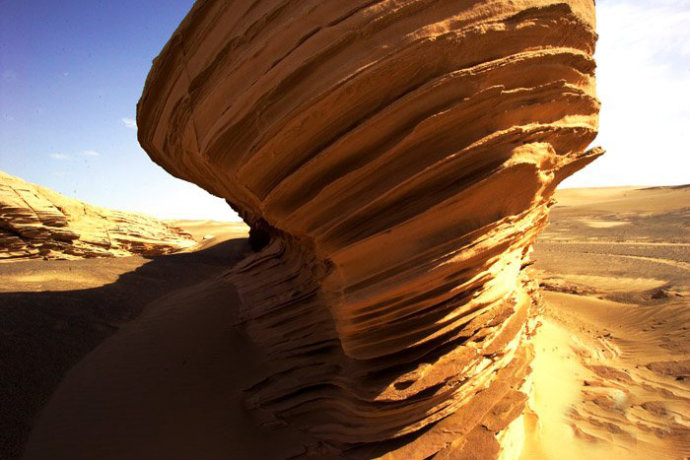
left=121, top=117, right=137, bottom=130
left=50, top=150, right=100, bottom=161
left=562, top=0, right=690, bottom=188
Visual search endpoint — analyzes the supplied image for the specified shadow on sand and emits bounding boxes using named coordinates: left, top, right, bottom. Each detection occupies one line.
left=0, top=238, right=250, bottom=459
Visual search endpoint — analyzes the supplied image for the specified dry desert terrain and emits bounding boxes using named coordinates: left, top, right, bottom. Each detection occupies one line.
left=526, top=185, right=690, bottom=459
left=1, top=186, right=688, bottom=459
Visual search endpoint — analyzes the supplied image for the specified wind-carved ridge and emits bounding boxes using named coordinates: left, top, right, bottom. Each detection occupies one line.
left=137, top=1, right=601, bottom=458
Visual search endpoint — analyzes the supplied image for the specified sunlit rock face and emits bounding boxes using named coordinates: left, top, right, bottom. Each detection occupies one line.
left=138, top=1, right=601, bottom=457
left=0, top=171, right=195, bottom=261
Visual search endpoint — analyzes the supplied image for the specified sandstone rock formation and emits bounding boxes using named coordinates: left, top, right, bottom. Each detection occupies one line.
left=137, top=1, right=602, bottom=457
left=0, top=171, right=195, bottom=261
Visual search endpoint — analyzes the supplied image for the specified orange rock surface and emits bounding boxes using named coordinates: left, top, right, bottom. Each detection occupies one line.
left=137, top=1, right=602, bottom=457
left=0, top=171, right=195, bottom=261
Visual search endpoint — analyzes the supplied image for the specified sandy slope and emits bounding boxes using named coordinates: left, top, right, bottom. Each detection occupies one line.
left=167, top=220, right=248, bottom=250
left=18, top=222, right=316, bottom=460
left=524, top=185, right=690, bottom=459
left=0, top=224, right=248, bottom=460
left=22, top=261, right=310, bottom=460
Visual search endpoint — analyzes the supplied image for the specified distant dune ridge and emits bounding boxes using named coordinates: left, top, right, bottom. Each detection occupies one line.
left=0, top=170, right=196, bottom=261
left=134, top=1, right=602, bottom=457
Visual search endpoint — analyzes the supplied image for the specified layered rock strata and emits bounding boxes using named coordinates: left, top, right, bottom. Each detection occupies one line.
left=137, top=1, right=601, bottom=457
left=0, top=171, right=195, bottom=261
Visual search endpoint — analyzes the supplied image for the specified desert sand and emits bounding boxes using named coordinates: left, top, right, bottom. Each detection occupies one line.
left=524, top=185, right=690, bottom=459
left=6, top=1, right=686, bottom=458
left=0, top=220, right=248, bottom=460
left=5, top=185, right=686, bottom=459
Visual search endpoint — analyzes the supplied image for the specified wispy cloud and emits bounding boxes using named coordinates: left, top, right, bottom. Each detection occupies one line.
left=50, top=150, right=100, bottom=160
left=121, top=117, right=137, bottom=130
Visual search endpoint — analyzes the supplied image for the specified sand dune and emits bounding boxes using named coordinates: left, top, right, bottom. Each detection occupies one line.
left=525, top=185, right=690, bottom=459
left=168, top=220, right=248, bottom=251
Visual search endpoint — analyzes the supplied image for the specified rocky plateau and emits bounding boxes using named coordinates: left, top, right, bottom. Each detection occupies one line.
left=0, top=170, right=195, bottom=261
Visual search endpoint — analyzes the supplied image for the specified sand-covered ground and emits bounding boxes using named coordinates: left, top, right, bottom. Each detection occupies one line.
left=0, top=222, right=248, bottom=459
left=2, top=187, right=688, bottom=459
left=524, top=185, right=690, bottom=459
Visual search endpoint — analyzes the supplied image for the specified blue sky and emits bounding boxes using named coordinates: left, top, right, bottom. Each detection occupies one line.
left=0, top=0, right=236, bottom=220
left=0, top=1, right=688, bottom=221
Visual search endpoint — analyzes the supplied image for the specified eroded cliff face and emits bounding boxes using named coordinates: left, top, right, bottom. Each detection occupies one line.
left=137, top=1, right=601, bottom=457
left=0, top=171, right=195, bottom=261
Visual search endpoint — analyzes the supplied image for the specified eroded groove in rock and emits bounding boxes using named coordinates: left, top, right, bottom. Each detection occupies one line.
left=0, top=171, right=195, bottom=261
left=137, top=1, right=601, bottom=457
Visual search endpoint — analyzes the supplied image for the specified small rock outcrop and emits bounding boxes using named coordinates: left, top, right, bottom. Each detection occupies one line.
left=137, top=1, right=601, bottom=458
left=0, top=171, right=195, bottom=261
